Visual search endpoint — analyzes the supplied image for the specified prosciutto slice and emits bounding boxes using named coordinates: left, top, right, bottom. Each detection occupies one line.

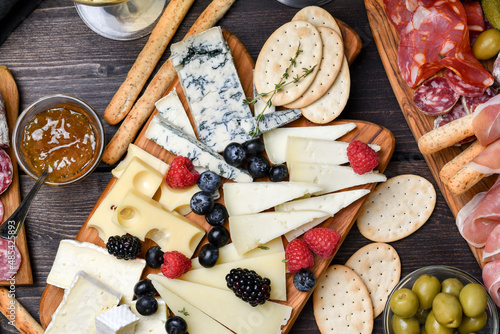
left=472, top=94, right=500, bottom=146
left=456, top=176, right=500, bottom=248
left=384, top=0, right=494, bottom=88
left=467, top=138, right=500, bottom=175
left=483, top=225, right=500, bottom=263
left=482, top=259, right=500, bottom=307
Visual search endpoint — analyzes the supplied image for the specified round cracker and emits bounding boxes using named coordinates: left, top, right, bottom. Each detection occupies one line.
left=254, top=21, right=322, bottom=106
left=357, top=174, right=436, bottom=242
left=345, top=243, right=401, bottom=318
left=284, top=27, right=344, bottom=109
left=292, top=6, right=342, bottom=39
left=300, top=56, right=350, bottom=124
left=313, top=265, right=374, bottom=334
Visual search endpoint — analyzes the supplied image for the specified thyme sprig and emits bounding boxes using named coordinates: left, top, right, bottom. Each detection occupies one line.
left=245, top=43, right=316, bottom=137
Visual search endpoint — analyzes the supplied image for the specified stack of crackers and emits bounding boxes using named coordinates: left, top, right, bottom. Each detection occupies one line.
left=254, top=6, right=350, bottom=124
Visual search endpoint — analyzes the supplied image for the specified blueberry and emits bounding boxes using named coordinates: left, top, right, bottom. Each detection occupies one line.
left=269, top=164, right=288, bottom=182
left=190, top=191, right=214, bottom=215
left=197, top=171, right=221, bottom=194
left=208, top=226, right=230, bottom=248
left=134, top=279, right=157, bottom=298
left=223, top=142, right=247, bottom=167
left=198, top=243, right=219, bottom=268
left=205, top=203, right=228, bottom=226
left=243, top=138, right=265, bottom=157
left=165, top=316, right=188, bottom=334
left=135, top=296, right=158, bottom=316
left=145, top=246, right=164, bottom=269
left=293, top=269, right=316, bottom=292
left=247, top=155, right=270, bottom=179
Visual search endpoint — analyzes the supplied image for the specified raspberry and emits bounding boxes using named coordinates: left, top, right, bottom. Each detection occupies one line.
left=160, top=251, right=192, bottom=279
left=346, top=140, right=379, bottom=175
left=285, top=239, right=314, bottom=273
left=165, top=156, right=200, bottom=188
left=304, top=228, right=341, bottom=259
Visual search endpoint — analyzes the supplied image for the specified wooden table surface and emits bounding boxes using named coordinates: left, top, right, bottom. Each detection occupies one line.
left=0, top=0, right=497, bottom=333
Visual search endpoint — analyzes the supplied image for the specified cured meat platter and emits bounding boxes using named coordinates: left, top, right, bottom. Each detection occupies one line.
left=364, top=0, right=495, bottom=266
left=0, top=66, right=33, bottom=286
left=39, top=26, right=394, bottom=332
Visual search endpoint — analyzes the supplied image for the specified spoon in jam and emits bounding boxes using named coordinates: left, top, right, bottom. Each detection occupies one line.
left=0, top=169, right=49, bottom=240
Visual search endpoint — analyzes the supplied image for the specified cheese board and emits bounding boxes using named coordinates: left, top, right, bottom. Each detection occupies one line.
left=0, top=66, right=33, bottom=286
left=364, top=0, right=495, bottom=267
left=40, top=25, right=394, bottom=332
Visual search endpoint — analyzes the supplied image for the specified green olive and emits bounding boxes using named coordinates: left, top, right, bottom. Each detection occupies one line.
left=459, top=283, right=488, bottom=318
left=425, top=311, right=454, bottom=334
left=416, top=308, right=430, bottom=325
left=473, top=29, right=500, bottom=60
left=392, top=314, right=420, bottom=334
left=412, top=275, right=441, bottom=309
left=432, top=293, right=462, bottom=328
left=390, top=288, right=420, bottom=318
left=441, top=278, right=463, bottom=298
left=457, top=311, right=488, bottom=334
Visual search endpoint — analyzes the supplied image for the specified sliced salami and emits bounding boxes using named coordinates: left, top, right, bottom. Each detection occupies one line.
left=463, top=1, right=486, bottom=33
left=462, top=87, right=496, bottom=113
left=445, top=69, right=487, bottom=97
left=0, top=237, right=21, bottom=281
left=0, top=148, right=12, bottom=195
left=413, top=77, right=459, bottom=116
left=434, top=102, right=475, bottom=144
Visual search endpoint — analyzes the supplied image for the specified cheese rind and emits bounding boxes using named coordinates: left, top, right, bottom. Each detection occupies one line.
left=229, top=210, right=330, bottom=254
left=223, top=181, right=323, bottom=216
left=47, top=240, right=145, bottom=303
left=45, top=271, right=121, bottom=334
left=155, top=89, right=197, bottom=139
left=95, top=305, right=139, bottom=334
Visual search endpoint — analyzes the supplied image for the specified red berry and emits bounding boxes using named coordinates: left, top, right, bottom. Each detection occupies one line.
left=165, top=156, right=200, bottom=188
left=285, top=239, right=314, bottom=273
left=346, top=140, right=379, bottom=175
left=304, top=228, right=341, bottom=259
left=161, top=251, right=192, bottom=279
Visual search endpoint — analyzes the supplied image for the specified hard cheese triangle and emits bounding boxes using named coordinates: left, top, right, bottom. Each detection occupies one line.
left=149, top=274, right=292, bottom=334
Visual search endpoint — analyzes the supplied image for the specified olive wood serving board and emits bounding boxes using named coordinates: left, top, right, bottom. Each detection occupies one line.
left=40, top=26, right=394, bottom=332
left=364, top=0, right=494, bottom=267
left=0, top=66, right=33, bottom=286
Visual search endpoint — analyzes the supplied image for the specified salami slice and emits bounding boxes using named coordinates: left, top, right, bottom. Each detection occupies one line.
left=0, top=237, right=21, bottom=281
left=434, top=102, right=475, bottom=144
left=0, top=148, right=13, bottom=195
left=463, top=1, right=486, bottom=33
left=445, top=69, right=488, bottom=97
left=413, top=77, right=459, bottom=116
left=462, top=87, right=496, bottom=113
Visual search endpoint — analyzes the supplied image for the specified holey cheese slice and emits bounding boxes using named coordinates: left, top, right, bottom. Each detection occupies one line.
left=230, top=210, right=330, bottom=254
left=223, top=181, right=323, bottom=216
left=276, top=189, right=370, bottom=241
left=149, top=274, right=292, bottom=334
left=290, top=162, right=387, bottom=195
left=112, top=144, right=169, bottom=179
left=263, top=123, right=356, bottom=164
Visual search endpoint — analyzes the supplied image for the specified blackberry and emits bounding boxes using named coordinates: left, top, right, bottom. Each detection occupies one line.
left=106, top=235, right=142, bottom=260
left=225, top=268, right=271, bottom=307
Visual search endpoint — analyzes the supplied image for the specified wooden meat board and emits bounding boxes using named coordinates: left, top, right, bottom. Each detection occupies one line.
left=0, top=66, right=33, bottom=286
left=40, top=27, right=394, bottom=332
left=364, top=0, right=494, bottom=267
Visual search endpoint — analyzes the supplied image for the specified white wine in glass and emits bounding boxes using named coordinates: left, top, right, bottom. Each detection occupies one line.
left=276, top=0, right=333, bottom=8
left=74, top=0, right=168, bottom=41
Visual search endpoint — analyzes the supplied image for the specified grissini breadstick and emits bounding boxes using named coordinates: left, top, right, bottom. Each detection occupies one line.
left=418, top=113, right=474, bottom=154
left=439, top=140, right=487, bottom=185
left=0, top=287, right=44, bottom=334
left=446, top=166, right=484, bottom=196
left=103, top=0, right=195, bottom=125
left=102, top=0, right=237, bottom=165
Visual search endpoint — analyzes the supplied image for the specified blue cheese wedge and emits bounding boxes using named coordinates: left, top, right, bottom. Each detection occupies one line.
left=45, top=271, right=121, bottom=334
left=155, top=89, right=197, bottom=139
left=95, top=305, right=139, bottom=334
left=145, top=115, right=252, bottom=182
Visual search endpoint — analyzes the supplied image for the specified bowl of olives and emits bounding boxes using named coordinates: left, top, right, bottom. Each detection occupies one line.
left=383, top=266, right=499, bottom=334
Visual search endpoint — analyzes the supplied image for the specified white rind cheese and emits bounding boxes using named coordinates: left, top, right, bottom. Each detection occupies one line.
left=145, top=115, right=252, bottom=182
left=45, top=271, right=121, bottom=334
left=95, top=305, right=139, bottom=334
left=223, top=181, right=323, bottom=216
left=155, top=89, right=197, bottom=139
left=289, top=162, right=387, bottom=195
left=263, top=123, right=357, bottom=164
left=47, top=240, right=145, bottom=303
left=149, top=274, right=292, bottom=334
left=229, top=210, right=330, bottom=254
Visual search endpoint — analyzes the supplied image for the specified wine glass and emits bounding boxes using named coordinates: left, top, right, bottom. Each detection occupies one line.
left=74, top=0, right=168, bottom=41
left=276, top=0, right=333, bottom=8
